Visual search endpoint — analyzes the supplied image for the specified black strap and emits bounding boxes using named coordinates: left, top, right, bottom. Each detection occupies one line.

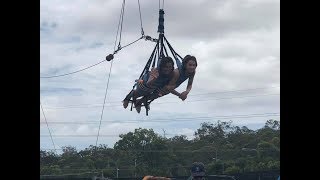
left=139, top=42, right=159, bottom=79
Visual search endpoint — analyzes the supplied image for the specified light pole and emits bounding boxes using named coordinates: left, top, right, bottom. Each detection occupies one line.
left=210, top=144, right=223, bottom=174
left=209, top=145, right=218, bottom=162
left=116, top=168, right=119, bottom=178
left=135, top=159, right=137, bottom=178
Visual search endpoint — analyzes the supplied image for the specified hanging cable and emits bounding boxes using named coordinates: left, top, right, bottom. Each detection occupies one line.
left=118, top=37, right=143, bottom=51
left=162, top=0, right=165, bottom=10
left=41, top=92, right=280, bottom=110
left=113, top=0, right=126, bottom=52
left=40, top=112, right=280, bottom=125
left=40, top=86, right=280, bottom=109
left=40, top=101, right=57, bottom=154
left=40, top=60, right=108, bottom=78
left=94, top=1, right=127, bottom=146
left=95, top=57, right=114, bottom=147
left=138, top=0, right=144, bottom=36
left=40, top=36, right=144, bottom=78
left=117, top=0, right=126, bottom=50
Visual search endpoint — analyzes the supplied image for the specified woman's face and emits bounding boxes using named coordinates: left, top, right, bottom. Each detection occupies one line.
left=185, top=60, right=197, bottom=74
left=161, top=62, right=173, bottom=75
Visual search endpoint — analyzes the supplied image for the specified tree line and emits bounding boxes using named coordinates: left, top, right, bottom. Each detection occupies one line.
left=40, top=120, right=280, bottom=178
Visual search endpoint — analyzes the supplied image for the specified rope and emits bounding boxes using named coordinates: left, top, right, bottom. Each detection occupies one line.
left=158, top=34, right=165, bottom=67
left=118, top=0, right=126, bottom=49
left=162, top=0, right=165, bottom=10
left=118, top=36, right=143, bottom=51
left=95, top=59, right=114, bottom=147
left=40, top=36, right=143, bottom=79
left=40, top=113, right=280, bottom=125
left=40, top=59, right=108, bottom=79
left=163, top=42, right=169, bottom=57
left=94, top=1, right=126, bottom=151
left=152, top=45, right=158, bottom=68
left=138, top=0, right=144, bottom=36
left=114, top=0, right=126, bottom=52
left=95, top=0, right=127, bottom=147
left=40, top=101, right=57, bottom=154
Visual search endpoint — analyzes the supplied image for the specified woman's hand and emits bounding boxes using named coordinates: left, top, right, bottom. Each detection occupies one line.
left=149, top=68, right=159, bottom=80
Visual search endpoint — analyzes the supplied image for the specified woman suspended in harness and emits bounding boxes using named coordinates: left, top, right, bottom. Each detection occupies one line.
left=122, top=56, right=175, bottom=113
left=136, top=55, right=197, bottom=107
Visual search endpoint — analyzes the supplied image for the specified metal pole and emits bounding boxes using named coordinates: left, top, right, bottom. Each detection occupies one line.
left=117, top=168, right=119, bottom=178
left=135, top=159, right=137, bottom=177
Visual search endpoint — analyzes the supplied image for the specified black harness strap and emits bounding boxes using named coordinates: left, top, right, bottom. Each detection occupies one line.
left=125, top=9, right=183, bottom=116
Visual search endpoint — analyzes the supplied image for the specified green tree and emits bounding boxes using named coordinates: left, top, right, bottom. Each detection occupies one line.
left=40, top=120, right=280, bottom=177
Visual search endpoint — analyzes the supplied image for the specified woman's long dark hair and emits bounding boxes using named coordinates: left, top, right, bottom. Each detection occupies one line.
left=182, top=55, right=197, bottom=75
left=159, top=56, right=174, bottom=72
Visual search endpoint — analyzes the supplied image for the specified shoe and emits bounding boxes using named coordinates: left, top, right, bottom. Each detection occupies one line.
left=135, top=104, right=141, bottom=113
left=122, top=100, right=129, bottom=109
left=134, top=100, right=142, bottom=113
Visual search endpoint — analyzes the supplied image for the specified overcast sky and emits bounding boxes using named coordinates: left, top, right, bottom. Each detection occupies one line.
left=40, top=0, right=280, bottom=153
